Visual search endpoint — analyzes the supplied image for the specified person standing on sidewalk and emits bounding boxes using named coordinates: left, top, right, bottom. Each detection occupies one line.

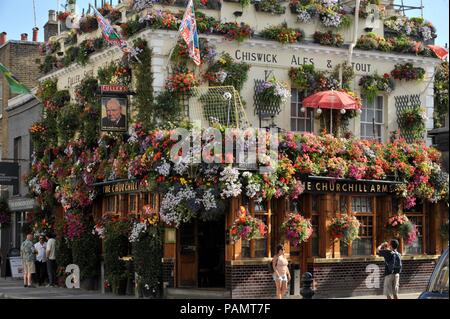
left=45, top=233, right=57, bottom=287
left=34, top=235, right=47, bottom=286
left=272, top=244, right=291, bottom=299
left=20, top=234, right=36, bottom=288
left=377, top=239, right=402, bottom=299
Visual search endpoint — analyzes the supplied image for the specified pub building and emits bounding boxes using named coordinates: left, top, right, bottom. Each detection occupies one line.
left=38, top=0, right=448, bottom=298
left=89, top=175, right=447, bottom=298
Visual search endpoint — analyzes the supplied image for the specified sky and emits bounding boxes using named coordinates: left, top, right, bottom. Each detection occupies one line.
left=0, top=0, right=448, bottom=46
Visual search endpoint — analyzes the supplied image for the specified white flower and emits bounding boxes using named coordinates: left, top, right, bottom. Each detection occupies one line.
left=216, top=70, right=228, bottom=83
left=160, top=186, right=199, bottom=227
left=420, top=26, right=433, bottom=41
left=219, top=166, right=242, bottom=199
left=129, top=222, right=147, bottom=243
left=155, top=160, right=171, bottom=176
left=321, top=11, right=342, bottom=28
left=297, top=10, right=312, bottom=23
left=202, top=189, right=217, bottom=211
left=173, top=160, right=189, bottom=175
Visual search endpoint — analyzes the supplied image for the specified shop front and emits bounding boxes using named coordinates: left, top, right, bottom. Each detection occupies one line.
left=96, top=176, right=447, bottom=299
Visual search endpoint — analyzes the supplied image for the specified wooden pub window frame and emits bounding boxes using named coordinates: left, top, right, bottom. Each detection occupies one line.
left=339, top=195, right=377, bottom=257
left=128, top=193, right=139, bottom=217
left=404, top=204, right=426, bottom=255
left=285, top=195, right=319, bottom=258
left=103, top=194, right=118, bottom=216
left=241, top=198, right=272, bottom=259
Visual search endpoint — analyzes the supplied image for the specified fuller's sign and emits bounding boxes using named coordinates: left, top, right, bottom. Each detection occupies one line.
left=302, top=178, right=396, bottom=194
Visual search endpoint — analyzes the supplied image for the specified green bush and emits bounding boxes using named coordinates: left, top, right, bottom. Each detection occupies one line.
left=132, top=226, right=163, bottom=298
left=71, top=230, right=100, bottom=281
left=104, top=220, right=130, bottom=294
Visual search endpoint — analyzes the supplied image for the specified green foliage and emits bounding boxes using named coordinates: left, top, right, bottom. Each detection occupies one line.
left=56, top=237, right=73, bottom=269
left=254, top=0, right=286, bottom=14
left=57, top=103, right=83, bottom=145
left=71, top=228, right=100, bottom=281
left=37, top=80, right=58, bottom=102
left=398, top=106, right=427, bottom=140
left=132, top=39, right=156, bottom=131
left=121, top=17, right=146, bottom=38
left=52, top=90, right=71, bottom=108
left=98, top=63, right=118, bottom=84
left=104, top=220, right=130, bottom=294
left=434, top=62, right=449, bottom=128
left=132, top=226, right=163, bottom=298
left=204, top=53, right=250, bottom=92
left=76, top=77, right=100, bottom=147
left=152, top=90, right=184, bottom=129
left=64, top=46, right=79, bottom=66
left=40, top=55, right=57, bottom=74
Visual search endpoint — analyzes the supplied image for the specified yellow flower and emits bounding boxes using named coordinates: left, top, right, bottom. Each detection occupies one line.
left=180, top=178, right=188, bottom=185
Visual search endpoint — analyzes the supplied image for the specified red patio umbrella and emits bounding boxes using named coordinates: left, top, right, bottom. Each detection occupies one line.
left=427, top=45, right=449, bottom=60
left=302, top=90, right=361, bottom=133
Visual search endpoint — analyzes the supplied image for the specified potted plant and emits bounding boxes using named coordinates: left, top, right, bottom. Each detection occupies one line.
left=281, top=213, right=313, bottom=247
left=330, top=213, right=361, bottom=245
left=398, top=106, right=427, bottom=140
left=227, top=206, right=267, bottom=242
left=255, top=77, right=291, bottom=108
left=391, top=63, right=425, bottom=81
left=260, top=23, right=304, bottom=44
left=254, top=0, right=286, bottom=15
left=203, top=53, right=250, bottom=92
left=358, top=73, right=395, bottom=103
left=386, top=214, right=417, bottom=245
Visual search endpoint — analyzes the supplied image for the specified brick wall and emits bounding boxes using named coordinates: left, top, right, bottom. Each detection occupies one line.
left=228, top=264, right=276, bottom=299
left=308, top=258, right=437, bottom=298
left=0, top=41, right=41, bottom=158
left=162, top=259, right=175, bottom=288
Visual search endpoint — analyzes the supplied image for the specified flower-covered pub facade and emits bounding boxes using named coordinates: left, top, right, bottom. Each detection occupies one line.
left=30, top=0, right=449, bottom=298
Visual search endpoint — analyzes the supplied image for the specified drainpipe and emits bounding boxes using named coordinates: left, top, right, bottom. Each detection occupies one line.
left=348, top=0, right=361, bottom=66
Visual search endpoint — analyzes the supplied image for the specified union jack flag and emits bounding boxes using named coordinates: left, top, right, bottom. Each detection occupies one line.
left=179, top=0, right=201, bottom=66
left=91, top=5, right=140, bottom=62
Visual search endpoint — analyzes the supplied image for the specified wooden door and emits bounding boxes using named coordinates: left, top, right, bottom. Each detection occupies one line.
left=178, top=222, right=198, bottom=287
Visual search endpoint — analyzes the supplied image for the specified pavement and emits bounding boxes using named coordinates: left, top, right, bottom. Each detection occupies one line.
left=0, top=277, right=134, bottom=299
left=0, top=277, right=421, bottom=299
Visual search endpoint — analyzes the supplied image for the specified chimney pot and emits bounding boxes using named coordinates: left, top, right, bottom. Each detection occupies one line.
left=0, top=32, right=7, bottom=45
left=21, top=33, right=28, bottom=41
left=49, top=10, right=57, bottom=22
left=32, top=27, right=39, bottom=42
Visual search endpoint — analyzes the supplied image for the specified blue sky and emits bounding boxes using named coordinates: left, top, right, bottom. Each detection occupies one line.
left=0, top=0, right=448, bottom=46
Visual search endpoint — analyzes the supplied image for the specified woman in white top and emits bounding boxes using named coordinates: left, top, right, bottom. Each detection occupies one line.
left=272, top=244, right=291, bottom=299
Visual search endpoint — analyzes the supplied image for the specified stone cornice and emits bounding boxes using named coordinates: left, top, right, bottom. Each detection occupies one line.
left=38, top=28, right=441, bottom=82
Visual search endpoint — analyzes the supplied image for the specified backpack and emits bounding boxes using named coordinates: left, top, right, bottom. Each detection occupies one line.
left=268, top=257, right=278, bottom=273
left=390, top=251, right=402, bottom=274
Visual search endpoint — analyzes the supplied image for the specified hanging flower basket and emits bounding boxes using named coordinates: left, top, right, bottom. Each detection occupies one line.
left=385, top=214, right=417, bottom=245
left=227, top=206, right=267, bottom=241
left=281, top=213, right=313, bottom=247
left=330, top=213, right=361, bottom=245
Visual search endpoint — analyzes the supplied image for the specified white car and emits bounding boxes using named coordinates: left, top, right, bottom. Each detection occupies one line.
left=419, top=249, right=449, bottom=299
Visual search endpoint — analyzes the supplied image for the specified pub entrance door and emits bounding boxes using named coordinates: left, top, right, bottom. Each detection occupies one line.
left=177, top=217, right=225, bottom=288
